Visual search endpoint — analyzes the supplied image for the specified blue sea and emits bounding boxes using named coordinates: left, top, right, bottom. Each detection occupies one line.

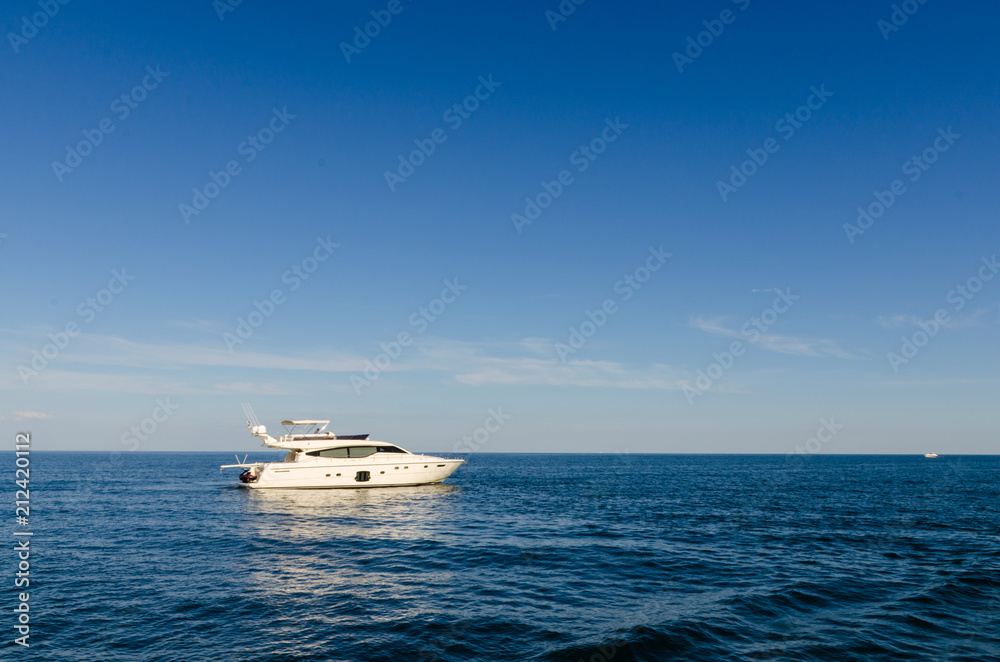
left=13, top=452, right=1000, bottom=661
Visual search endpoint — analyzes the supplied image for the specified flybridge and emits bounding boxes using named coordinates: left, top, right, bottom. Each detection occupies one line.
left=242, top=405, right=370, bottom=450
left=282, top=419, right=330, bottom=432
left=279, top=421, right=369, bottom=441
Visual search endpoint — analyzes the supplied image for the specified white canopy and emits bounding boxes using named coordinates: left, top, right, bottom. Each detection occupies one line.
left=281, top=420, right=330, bottom=426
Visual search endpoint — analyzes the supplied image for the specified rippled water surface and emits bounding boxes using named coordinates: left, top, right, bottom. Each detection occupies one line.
left=19, top=452, right=1000, bottom=661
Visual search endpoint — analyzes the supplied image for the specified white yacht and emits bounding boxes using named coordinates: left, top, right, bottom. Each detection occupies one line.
left=221, top=407, right=464, bottom=489
left=924, top=453, right=939, bottom=458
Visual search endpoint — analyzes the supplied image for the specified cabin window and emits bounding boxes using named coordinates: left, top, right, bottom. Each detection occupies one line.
left=347, top=446, right=377, bottom=458
left=304, top=446, right=389, bottom=458
left=355, top=471, right=370, bottom=482
left=307, top=448, right=349, bottom=458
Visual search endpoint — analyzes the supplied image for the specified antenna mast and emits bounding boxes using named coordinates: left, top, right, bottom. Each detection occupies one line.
left=241, top=402, right=261, bottom=429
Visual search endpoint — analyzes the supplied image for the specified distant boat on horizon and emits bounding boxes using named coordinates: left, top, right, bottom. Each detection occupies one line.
left=924, top=453, right=939, bottom=458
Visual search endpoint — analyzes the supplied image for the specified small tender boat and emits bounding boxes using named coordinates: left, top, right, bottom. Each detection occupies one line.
left=221, top=405, right=464, bottom=489
left=924, top=453, right=939, bottom=458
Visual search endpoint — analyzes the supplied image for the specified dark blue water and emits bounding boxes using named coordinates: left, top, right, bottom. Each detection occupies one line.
left=12, top=452, right=1000, bottom=661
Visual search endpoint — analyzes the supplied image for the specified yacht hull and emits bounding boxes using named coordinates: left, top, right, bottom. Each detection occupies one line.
left=242, top=457, right=464, bottom=489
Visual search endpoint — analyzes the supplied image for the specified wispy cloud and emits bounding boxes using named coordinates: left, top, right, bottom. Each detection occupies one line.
left=2, top=370, right=342, bottom=395
left=877, top=306, right=998, bottom=331
left=7, top=333, right=364, bottom=372
left=0, top=410, right=53, bottom=422
left=876, top=314, right=911, bottom=329
left=690, top=316, right=857, bottom=359
left=167, top=319, right=231, bottom=334
left=518, top=337, right=557, bottom=356
left=453, top=358, right=679, bottom=389
left=948, top=307, right=992, bottom=328
left=2, top=331, right=688, bottom=394
left=874, top=376, right=1000, bottom=387
left=414, top=339, right=685, bottom=389
left=690, top=316, right=734, bottom=337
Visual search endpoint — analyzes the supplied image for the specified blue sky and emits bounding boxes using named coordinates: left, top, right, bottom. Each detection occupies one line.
left=2, top=1, right=998, bottom=453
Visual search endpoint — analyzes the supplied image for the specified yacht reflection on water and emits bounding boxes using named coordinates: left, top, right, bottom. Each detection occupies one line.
left=233, top=482, right=466, bottom=602
left=244, top=481, right=460, bottom=516
left=234, top=480, right=464, bottom=541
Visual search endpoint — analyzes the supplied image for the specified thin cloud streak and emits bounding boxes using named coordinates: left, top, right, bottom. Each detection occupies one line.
left=2, top=333, right=688, bottom=393
left=690, top=316, right=857, bottom=359
left=14, top=333, right=365, bottom=372
left=0, top=410, right=54, bottom=422
left=878, top=307, right=997, bottom=331
left=414, top=339, right=684, bottom=389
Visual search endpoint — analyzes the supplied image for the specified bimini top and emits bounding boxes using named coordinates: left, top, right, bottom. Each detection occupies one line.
left=281, top=420, right=330, bottom=427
